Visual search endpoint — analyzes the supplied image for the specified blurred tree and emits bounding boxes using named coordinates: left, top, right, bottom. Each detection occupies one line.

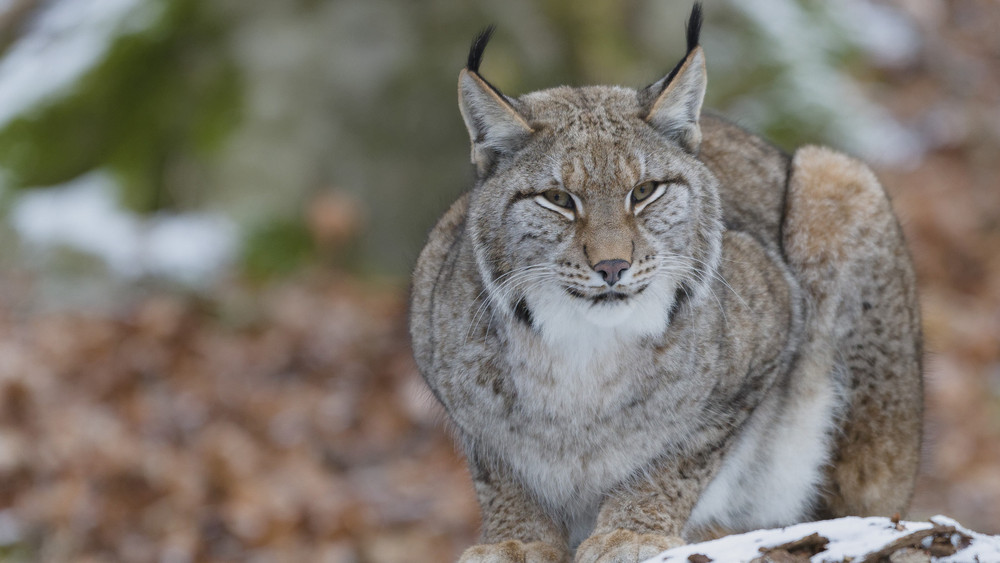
left=0, top=0, right=44, bottom=54
left=0, top=0, right=241, bottom=212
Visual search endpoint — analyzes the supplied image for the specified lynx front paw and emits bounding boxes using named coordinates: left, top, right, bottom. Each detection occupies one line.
left=574, top=530, right=684, bottom=563
left=459, top=540, right=568, bottom=563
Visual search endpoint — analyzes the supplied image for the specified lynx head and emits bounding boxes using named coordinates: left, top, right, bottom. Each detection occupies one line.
left=460, top=3, right=722, bottom=345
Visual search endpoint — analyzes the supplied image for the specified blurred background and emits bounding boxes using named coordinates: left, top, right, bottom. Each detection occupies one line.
left=0, top=0, right=997, bottom=560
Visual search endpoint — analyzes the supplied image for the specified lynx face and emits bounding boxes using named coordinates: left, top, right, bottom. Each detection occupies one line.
left=463, top=81, right=722, bottom=344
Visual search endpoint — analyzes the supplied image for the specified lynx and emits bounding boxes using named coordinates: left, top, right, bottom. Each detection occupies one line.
left=410, top=5, right=922, bottom=562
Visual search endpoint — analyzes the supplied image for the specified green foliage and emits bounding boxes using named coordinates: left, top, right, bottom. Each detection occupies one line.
left=702, top=2, right=872, bottom=154
left=240, top=217, right=316, bottom=281
left=0, top=0, right=242, bottom=212
left=0, top=542, right=33, bottom=563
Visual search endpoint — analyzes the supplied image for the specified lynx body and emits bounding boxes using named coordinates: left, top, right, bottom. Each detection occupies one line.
left=410, top=6, right=922, bottom=562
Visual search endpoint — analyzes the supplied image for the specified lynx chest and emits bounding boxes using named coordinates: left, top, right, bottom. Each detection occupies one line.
left=470, top=324, right=713, bottom=512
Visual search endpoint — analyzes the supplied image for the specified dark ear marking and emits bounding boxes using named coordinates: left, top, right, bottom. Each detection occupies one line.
left=467, top=25, right=496, bottom=73
left=466, top=25, right=510, bottom=102
left=640, top=2, right=707, bottom=153
left=650, top=3, right=703, bottom=95
left=686, top=2, right=703, bottom=54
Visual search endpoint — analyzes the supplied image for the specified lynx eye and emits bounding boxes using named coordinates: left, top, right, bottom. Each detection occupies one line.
left=534, top=188, right=578, bottom=220
left=632, top=181, right=657, bottom=203
left=628, top=181, right=668, bottom=214
left=542, top=189, right=574, bottom=209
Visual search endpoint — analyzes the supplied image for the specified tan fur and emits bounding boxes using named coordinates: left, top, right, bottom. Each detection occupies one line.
left=784, top=146, right=886, bottom=266
left=784, top=147, right=923, bottom=518
left=576, top=530, right=683, bottom=563
left=461, top=541, right=567, bottom=563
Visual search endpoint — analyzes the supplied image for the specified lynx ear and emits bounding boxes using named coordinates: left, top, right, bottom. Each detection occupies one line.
left=458, top=27, right=533, bottom=176
left=642, top=3, right=706, bottom=153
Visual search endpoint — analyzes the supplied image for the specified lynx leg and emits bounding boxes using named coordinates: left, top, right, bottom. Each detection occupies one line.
left=463, top=455, right=570, bottom=563
left=782, top=146, right=923, bottom=518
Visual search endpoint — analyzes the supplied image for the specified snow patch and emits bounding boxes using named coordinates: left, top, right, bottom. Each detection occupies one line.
left=837, top=0, right=921, bottom=68
left=728, top=0, right=926, bottom=168
left=0, top=509, right=21, bottom=546
left=11, top=171, right=238, bottom=285
left=0, top=0, right=151, bottom=128
left=647, top=516, right=1000, bottom=563
left=144, top=213, right=239, bottom=285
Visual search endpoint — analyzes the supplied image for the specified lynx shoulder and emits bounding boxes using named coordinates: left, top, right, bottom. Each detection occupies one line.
left=409, top=5, right=922, bottom=562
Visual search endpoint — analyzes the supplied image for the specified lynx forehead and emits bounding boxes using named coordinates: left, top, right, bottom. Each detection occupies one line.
left=527, top=87, right=642, bottom=132
left=410, top=4, right=923, bottom=562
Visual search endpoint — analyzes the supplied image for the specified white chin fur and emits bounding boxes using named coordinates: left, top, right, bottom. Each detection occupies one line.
left=525, top=281, right=674, bottom=349
left=585, top=300, right=639, bottom=327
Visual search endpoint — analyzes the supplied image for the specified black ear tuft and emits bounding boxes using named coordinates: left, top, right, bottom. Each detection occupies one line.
left=467, top=25, right=496, bottom=73
left=686, top=3, right=703, bottom=54
left=648, top=3, right=704, bottom=96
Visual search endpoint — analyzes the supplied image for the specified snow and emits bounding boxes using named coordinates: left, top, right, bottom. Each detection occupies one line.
left=0, top=0, right=235, bottom=286
left=10, top=171, right=238, bottom=285
left=0, top=509, right=20, bottom=546
left=837, top=1, right=921, bottom=68
left=0, top=0, right=153, bottom=128
left=12, top=172, right=141, bottom=274
left=647, top=516, right=1000, bottom=563
left=729, top=0, right=925, bottom=168
left=143, top=213, right=240, bottom=285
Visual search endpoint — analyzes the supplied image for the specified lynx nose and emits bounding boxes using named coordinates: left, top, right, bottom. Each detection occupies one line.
left=593, top=259, right=630, bottom=287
